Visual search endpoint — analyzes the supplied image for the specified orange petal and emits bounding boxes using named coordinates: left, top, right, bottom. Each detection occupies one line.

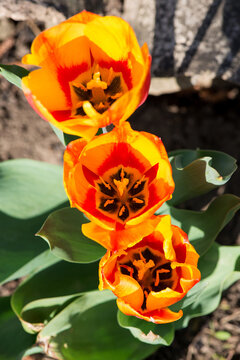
left=146, top=288, right=185, bottom=311
left=85, top=16, right=144, bottom=64
left=82, top=216, right=161, bottom=251
left=22, top=68, right=68, bottom=111
left=99, top=252, right=144, bottom=309
left=22, top=11, right=98, bottom=67
left=117, top=299, right=183, bottom=324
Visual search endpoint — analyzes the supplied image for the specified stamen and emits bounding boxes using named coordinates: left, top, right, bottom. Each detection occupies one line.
left=106, top=67, right=113, bottom=86
left=134, top=177, right=145, bottom=189
left=104, top=199, right=114, bottom=207
left=106, top=76, right=122, bottom=96
left=154, top=269, right=170, bottom=287
left=113, top=177, right=129, bottom=197
left=132, top=197, right=144, bottom=204
left=120, top=264, right=134, bottom=277
left=119, top=205, right=126, bottom=217
left=82, top=101, right=101, bottom=118
left=98, top=180, right=116, bottom=197
left=129, top=178, right=146, bottom=196
left=87, top=71, right=108, bottom=90
left=118, top=205, right=129, bottom=221
left=100, top=178, right=112, bottom=191
left=133, top=259, right=155, bottom=280
left=73, top=84, right=91, bottom=101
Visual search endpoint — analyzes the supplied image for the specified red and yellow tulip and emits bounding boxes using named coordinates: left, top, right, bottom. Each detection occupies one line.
left=64, top=122, right=175, bottom=249
left=22, top=11, right=151, bottom=140
left=99, top=215, right=201, bottom=324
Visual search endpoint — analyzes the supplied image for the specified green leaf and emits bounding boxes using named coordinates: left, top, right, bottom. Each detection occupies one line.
left=157, top=194, right=240, bottom=255
left=11, top=260, right=100, bottom=333
left=49, top=123, right=80, bottom=146
left=0, top=297, right=35, bottom=360
left=169, top=149, right=237, bottom=205
left=49, top=123, right=65, bottom=145
left=117, top=311, right=174, bottom=345
left=0, top=159, right=67, bottom=285
left=1, top=250, right=59, bottom=285
left=18, top=255, right=100, bottom=330
left=37, top=207, right=105, bottom=263
left=176, top=243, right=240, bottom=329
left=0, top=159, right=67, bottom=219
left=63, top=133, right=81, bottom=145
left=0, top=64, right=29, bottom=89
left=38, top=291, right=158, bottom=360
left=170, top=279, right=208, bottom=312
left=17, top=346, right=44, bottom=360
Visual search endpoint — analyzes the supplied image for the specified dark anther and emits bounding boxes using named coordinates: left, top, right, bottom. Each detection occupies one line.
left=141, top=288, right=150, bottom=310
left=73, top=85, right=91, bottom=101
left=151, top=281, right=173, bottom=292
left=120, top=266, right=131, bottom=276
left=121, top=261, right=138, bottom=278
left=142, top=248, right=157, bottom=263
left=152, top=262, right=172, bottom=280
left=128, top=197, right=145, bottom=212
left=118, top=204, right=130, bottom=221
left=133, top=253, right=141, bottom=261
left=96, top=106, right=108, bottom=114
left=105, top=76, right=121, bottom=96
left=98, top=182, right=116, bottom=197
left=113, top=168, right=129, bottom=181
left=129, top=180, right=146, bottom=196
left=99, top=198, right=119, bottom=213
left=75, top=107, right=86, bottom=116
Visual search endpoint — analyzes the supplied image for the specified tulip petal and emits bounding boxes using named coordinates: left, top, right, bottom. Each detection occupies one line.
left=117, top=299, right=183, bottom=324
left=85, top=16, right=144, bottom=64
left=82, top=216, right=160, bottom=251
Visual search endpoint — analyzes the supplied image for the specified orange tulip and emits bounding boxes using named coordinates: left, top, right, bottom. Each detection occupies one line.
left=64, top=122, right=175, bottom=248
left=21, top=11, right=151, bottom=140
left=99, top=215, right=201, bottom=324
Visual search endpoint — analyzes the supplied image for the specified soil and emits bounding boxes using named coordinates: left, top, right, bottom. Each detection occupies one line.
left=0, top=18, right=240, bottom=360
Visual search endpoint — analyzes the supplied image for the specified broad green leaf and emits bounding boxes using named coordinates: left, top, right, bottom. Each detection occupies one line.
left=0, top=159, right=67, bottom=219
left=50, top=123, right=65, bottom=145
left=0, top=159, right=67, bottom=285
left=170, top=279, right=208, bottom=312
left=176, top=243, right=240, bottom=329
left=0, top=297, right=35, bottom=360
left=1, top=250, right=59, bottom=286
left=17, top=346, right=44, bottom=360
left=37, top=207, right=105, bottom=263
left=169, top=149, right=237, bottom=205
left=49, top=122, right=80, bottom=147
left=63, top=133, right=80, bottom=145
left=117, top=311, right=174, bottom=345
left=38, top=291, right=158, bottom=360
left=0, top=64, right=29, bottom=89
left=11, top=260, right=99, bottom=333
left=157, top=194, right=240, bottom=255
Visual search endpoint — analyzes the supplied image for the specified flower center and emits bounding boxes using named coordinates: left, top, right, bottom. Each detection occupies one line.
left=119, top=247, right=178, bottom=311
left=96, top=167, right=147, bottom=223
left=71, top=65, right=124, bottom=117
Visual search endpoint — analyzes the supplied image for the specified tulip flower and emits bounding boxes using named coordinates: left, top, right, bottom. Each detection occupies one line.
left=64, top=122, right=175, bottom=249
left=21, top=11, right=151, bottom=140
left=99, top=215, right=201, bottom=324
